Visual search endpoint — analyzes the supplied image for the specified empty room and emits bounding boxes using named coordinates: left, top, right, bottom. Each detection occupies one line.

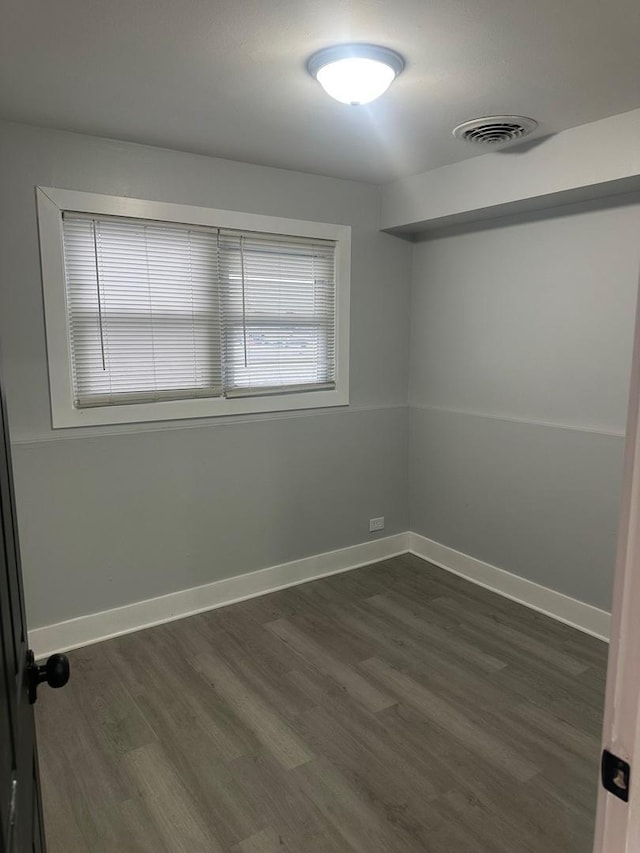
left=2, top=1, right=640, bottom=851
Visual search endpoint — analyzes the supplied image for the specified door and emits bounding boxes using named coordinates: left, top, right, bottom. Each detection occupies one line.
left=1, top=351, right=68, bottom=853
left=593, top=272, right=640, bottom=852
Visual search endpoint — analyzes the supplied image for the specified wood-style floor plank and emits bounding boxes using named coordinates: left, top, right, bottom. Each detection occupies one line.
left=36, top=555, right=606, bottom=852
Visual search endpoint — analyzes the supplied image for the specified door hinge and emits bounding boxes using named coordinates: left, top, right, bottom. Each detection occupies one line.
left=601, top=749, right=630, bottom=802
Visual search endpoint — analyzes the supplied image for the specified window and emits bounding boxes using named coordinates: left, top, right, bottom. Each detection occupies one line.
left=37, top=189, right=350, bottom=427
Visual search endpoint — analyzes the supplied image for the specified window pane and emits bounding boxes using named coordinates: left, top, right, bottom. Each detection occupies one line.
left=224, top=323, right=333, bottom=389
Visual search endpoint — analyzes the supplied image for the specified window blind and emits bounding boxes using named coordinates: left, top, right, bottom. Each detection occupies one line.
left=61, top=213, right=337, bottom=409
left=63, top=214, right=222, bottom=407
left=219, top=231, right=336, bottom=396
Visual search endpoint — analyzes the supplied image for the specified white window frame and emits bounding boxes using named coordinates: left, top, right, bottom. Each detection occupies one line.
left=36, top=187, right=350, bottom=428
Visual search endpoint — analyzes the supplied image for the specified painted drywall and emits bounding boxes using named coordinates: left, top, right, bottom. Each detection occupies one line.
left=15, top=408, right=408, bottom=628
left=381, top=108, right=640, bottom=232
left=0, top=120, right=412, bottom=629
left=409, top=197, right=640, bottom=610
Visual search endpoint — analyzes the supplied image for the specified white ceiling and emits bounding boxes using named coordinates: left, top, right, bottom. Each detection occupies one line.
left=1, top=0, right=639, bottom=183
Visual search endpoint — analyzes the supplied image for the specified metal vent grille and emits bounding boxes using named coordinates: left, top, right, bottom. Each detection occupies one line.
left=453, top=116, right=538, bottom=145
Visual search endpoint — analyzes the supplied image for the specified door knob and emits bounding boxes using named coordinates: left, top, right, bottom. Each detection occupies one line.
left=26, top=650, right=70, bottom=704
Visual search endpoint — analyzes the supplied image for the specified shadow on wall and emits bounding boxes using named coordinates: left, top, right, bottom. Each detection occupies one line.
left=494, top=133, right=557, bottom=155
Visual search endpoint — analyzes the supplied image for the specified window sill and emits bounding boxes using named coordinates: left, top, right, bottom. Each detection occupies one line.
left=50, top=387, right=350, bottom=428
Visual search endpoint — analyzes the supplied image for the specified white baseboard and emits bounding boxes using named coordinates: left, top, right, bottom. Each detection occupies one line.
left=408, top=532, right=611, bottom=642
left=30, top=530, right=611, bottom=657
left=28, top=533, right=409, bottom=658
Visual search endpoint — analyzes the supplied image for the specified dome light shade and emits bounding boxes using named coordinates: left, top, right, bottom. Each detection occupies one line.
left=308, top=44, right=404, bottom=106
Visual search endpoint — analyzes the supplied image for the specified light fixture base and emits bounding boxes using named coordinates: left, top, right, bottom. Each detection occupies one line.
left=307, top=44, right=405, bottom=80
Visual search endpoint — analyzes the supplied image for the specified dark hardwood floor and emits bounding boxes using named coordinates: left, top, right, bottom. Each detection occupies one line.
left=36, top=554, right=608, bottom=853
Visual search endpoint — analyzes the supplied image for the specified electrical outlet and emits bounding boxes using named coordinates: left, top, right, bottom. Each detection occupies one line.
left=369, top=516, right=385, bottom=532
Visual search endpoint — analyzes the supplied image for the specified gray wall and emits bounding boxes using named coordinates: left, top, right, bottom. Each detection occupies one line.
left=0, top=120, right=412, bottom=629
left=2, top=118, right=635, bottom=627
left=409, top=198, right=640, bottom=610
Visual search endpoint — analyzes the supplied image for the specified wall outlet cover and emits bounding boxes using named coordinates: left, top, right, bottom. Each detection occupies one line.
left=369, top=517, right=385, bottom=532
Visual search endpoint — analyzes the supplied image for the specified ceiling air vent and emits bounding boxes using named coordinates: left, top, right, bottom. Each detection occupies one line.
left=452, top=115, right=538, bottom=145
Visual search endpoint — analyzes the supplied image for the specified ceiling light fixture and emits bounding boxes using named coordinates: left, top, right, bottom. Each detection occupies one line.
left=307, top=44, right=404, bottom=106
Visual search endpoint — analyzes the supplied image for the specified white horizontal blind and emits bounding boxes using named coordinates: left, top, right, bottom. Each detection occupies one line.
left=62, top=214, right=222, bottom=407
left=62, top=214, right=337, bottom=410
left=219, top=231, right=336, bottom=396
